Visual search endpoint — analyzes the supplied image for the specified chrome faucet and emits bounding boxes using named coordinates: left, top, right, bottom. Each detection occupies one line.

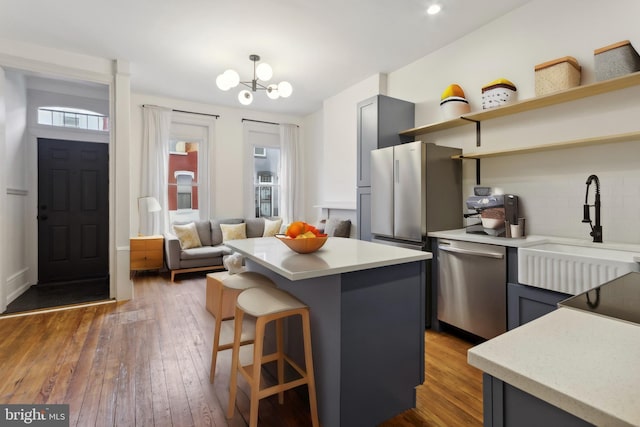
left=582, top=174, right=602, bottom=243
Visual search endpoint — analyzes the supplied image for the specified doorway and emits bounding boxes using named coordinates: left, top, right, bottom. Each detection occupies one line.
left=3, top=138, right=110, bottom=313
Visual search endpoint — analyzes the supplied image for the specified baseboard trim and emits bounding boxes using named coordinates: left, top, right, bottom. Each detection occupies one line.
left=6, top=268, right=30, bottom=304
left=0, top=299, right=116, bottom=319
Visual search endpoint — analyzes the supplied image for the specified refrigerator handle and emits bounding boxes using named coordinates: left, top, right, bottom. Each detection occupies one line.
left=395, top=159, right=399, bottom=184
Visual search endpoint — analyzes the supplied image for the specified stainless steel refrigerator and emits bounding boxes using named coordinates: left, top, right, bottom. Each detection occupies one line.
left=370, top=141, right=462, bottom=250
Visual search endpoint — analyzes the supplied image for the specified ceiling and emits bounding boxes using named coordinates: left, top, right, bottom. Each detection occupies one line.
left=0, top=0, right=532, bottom=116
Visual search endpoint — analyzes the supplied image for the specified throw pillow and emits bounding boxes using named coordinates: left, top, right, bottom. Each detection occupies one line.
left=263, top=218, right=283, bottom=237
left=211, top=218, right=243, bottom=246
left=173, top=222, right=202, bottom=249
left=325, top=218, right=352, bottom=237
left=220, top=223, right=247, bottom=242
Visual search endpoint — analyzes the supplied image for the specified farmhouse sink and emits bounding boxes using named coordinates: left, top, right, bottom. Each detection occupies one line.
left=518, top=242, right=640, bottom=295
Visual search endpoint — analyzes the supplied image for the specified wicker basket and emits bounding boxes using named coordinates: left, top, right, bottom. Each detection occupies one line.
left=594, top=40, right=640, bottom=81
left=535, top=56, right=581, bottom=96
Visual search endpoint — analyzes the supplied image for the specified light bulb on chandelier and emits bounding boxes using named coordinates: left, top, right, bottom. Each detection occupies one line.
left=216, top=54, right=292, bottom=105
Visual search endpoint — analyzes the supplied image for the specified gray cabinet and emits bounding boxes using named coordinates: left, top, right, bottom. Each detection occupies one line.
left=483, top=374, right=593, bottom=427
left=357, top=95, right=414, bottom=187
left=357, top=187, right=371, bottom=241
left=357, top=95, right=414, bottom=241
left=507, top=282, right=570, bottom=330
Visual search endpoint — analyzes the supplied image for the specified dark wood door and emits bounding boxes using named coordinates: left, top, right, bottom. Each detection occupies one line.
left=37, top=138, right=109, bottom=284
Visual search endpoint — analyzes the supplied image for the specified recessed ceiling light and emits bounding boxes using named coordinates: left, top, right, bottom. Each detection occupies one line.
left=427, top=4, right=441, bottom=15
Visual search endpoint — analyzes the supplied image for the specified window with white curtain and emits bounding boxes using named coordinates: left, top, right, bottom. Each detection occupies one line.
left=167, top=113, right=214, bottom=223
left=243, top=122, right=281, bottom=218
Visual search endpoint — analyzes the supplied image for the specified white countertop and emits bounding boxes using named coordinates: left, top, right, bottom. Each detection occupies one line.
left=225, top=236, right=431, bottom=281
left=468, top=308, right=640, bottom=427
left=429, top=229, right=640, bottom=258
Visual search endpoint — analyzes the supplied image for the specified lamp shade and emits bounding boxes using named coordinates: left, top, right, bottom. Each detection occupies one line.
left=238, top=89, right=253, bottom=105
left=216, top=69, right=240, bottom=90
left=266, top=84, right=280, bottom=99
left=139, top=196, right=161, bottom=214
left=278, top=81, right=293, bottom=98
left=256, top=62, right=273, bottom=81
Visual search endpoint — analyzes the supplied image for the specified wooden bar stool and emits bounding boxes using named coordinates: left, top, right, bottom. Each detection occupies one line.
left=207, top=271, right=276, bottom=383
left=227, top=286, right=319, bottom=427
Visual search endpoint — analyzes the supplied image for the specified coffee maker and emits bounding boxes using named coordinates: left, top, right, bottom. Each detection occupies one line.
left=465, top=188, right=519, bottom=237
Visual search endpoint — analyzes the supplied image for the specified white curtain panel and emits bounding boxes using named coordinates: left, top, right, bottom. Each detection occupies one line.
left=141, top=105, right=172, bottom=235
left=279, top=123, right=303, bottom=225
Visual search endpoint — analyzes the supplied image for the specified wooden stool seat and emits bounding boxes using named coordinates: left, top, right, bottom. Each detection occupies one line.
left=235, top=285, right=307, bottom=316
left=222, top=271, right=277, bottom=291
left=207, top=271, right=276, bottom=384
left=227, top=287, right=319, bottom=427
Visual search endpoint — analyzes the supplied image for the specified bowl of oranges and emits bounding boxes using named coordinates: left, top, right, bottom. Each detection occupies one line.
left=275, top=221, right=328, bottom=254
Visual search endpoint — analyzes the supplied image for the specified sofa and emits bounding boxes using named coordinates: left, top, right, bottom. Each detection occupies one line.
left=165, top=217, right=282, bottom=281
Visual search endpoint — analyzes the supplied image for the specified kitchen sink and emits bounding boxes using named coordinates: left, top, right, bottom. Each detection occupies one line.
left=518, top=242, right=640, bottom=295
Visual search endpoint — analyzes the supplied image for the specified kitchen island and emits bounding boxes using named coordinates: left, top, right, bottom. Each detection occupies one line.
left=225, top=236, right=430, bottom=427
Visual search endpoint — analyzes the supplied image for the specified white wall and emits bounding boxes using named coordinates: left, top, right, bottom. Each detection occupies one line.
left=3, top=70, right=28, bottom=303
left=0, top=67, right=7, bottom=312
left=129, top=93, right=304, bottom=234
left=381, top=0, right=640, bottom=243
left=301, top=108, right=323, bottom=223
left=320, top=73, right=385, bottom=206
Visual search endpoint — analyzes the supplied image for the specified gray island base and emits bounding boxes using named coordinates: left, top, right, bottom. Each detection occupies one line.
left=225, top=237, right=430, bottom=427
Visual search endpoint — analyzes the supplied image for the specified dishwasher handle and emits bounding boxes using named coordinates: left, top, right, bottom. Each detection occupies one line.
left=438, top=244, right=504, bottom=259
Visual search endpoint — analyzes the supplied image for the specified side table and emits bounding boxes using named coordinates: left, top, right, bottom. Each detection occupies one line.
left=130, top=235, right=164, bottom=276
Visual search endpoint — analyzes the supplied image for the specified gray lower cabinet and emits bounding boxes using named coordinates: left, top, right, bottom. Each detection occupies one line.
left=507, top=282, right=570, bottom=330
left=483, top=374, right=594, bottom=427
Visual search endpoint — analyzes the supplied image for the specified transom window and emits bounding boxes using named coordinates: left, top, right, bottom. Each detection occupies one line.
left=38, top=106, right=109, bottom=132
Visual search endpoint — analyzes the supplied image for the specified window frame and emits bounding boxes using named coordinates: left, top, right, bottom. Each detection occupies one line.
left=167, top=112, right=215, bottom=223
left=37, top=106, right=109, bottom=132
left=243, top=122, right=281, bottom=219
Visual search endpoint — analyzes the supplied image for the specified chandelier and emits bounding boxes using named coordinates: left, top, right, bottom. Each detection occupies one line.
left=216, top=54, right=293, bottom=106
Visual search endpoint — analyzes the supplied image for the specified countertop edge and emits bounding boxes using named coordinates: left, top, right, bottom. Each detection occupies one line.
left=467, top=308, right=640, bottom=427
left=229, top=247, right=430, bottom=281
left=226, top=238, right=431, bottom=281
left=429, top=229, right=640, bottom=252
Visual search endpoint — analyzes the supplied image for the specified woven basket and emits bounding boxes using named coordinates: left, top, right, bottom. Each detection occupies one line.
left=535, top=56, right=581, bottom=96
left=594, top=40, right=640, bottom=81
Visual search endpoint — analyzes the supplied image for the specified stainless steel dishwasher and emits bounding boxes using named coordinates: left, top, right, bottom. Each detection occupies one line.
left=437, top=239, right=506, bottom=339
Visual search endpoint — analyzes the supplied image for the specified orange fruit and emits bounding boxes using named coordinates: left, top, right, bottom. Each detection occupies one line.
left=286, top=221, right=306, bottom=238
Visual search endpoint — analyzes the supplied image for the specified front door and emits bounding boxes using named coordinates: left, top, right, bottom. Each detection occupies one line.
left=37, top=138, right=109, bottom=284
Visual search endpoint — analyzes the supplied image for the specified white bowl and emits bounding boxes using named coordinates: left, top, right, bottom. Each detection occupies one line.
left=440, top=97, right=471, bottom=119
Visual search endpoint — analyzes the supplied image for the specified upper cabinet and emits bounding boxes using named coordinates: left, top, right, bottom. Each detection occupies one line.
left=399, top=71, right=640, bottom=142
left=357, top=95, right=415, bottom=187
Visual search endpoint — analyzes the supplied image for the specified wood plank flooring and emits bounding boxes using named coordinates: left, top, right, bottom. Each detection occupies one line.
left=0, top=273, right=482, bottom=426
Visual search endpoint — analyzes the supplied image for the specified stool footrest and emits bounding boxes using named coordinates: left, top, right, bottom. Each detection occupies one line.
left=258, top=377, right=310, bottom=400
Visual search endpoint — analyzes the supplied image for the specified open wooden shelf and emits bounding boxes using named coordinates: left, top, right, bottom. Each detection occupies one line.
left=400, top=71, right=640, bottom=137
left=400, top=117, right=470, bottom=137
left=451, top=131, right=640, bottom=159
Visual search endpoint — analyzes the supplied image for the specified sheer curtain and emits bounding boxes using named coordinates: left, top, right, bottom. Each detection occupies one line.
left=279, top=123, right=303, bottom=224
left=140, top=105, right=171, bottom=235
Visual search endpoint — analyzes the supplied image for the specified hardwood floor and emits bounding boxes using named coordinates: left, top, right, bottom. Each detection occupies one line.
left=0, top=273, right=482, bottom=426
